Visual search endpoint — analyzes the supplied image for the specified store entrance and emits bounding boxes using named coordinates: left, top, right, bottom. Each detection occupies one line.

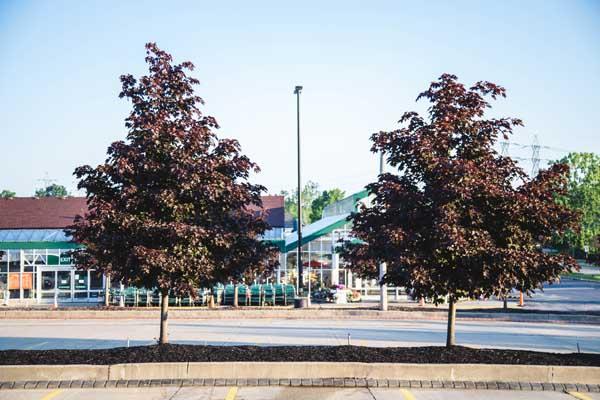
left=38, top=267, right=73, bottom=302
left=36, top=267, right=104, bottom=303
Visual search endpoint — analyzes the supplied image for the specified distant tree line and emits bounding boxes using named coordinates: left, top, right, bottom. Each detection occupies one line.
left=279, top=181, right=345, bottom=225
left=553, top=152, right=600, bottom=258
left=0, top=184, right=69, bottom=198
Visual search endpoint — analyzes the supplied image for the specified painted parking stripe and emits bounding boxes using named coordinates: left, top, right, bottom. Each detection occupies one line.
left=40, top=389, right=62, bottom=400
left=399, top=388, right=416, bottom=400
left=568, top=392, right=593, bottom=400
left=225, top=386, right=238, bottom=400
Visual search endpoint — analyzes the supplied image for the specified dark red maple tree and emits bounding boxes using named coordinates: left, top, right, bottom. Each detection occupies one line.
left=343, top=74, right=579, bottom=347
left=68, top=43, right=277, bottom=344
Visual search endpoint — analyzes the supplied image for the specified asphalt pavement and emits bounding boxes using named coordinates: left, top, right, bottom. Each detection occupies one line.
left=1, top=316, right=599, bottom=353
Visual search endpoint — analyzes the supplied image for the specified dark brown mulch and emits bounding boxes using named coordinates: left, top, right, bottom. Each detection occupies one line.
left=1, top=344, right=598, bottom=366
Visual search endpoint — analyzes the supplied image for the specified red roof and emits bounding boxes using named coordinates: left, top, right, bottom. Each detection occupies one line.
left=251, top=195, right=285, bottom=229
left=0, top=197, right=87, bottom=229
left=0, top=196, right=285, bottom=229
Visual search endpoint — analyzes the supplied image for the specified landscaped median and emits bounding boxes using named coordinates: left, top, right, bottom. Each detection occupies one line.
left=1, top=345, right=599, bottom=391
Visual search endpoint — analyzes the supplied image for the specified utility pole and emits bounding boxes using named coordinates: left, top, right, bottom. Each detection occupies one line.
left=379, top=152, right=388, bottom=311
left=294, top=85, right=304, bottom=296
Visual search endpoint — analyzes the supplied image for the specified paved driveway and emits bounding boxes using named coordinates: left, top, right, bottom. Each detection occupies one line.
left=1, top=317, right=599, bottom=353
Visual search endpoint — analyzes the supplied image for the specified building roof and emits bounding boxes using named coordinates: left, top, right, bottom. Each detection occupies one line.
left=284, top=213, right=351, bottom=252
left=0, top=195, right=285, bottom=230
left=251, top=195, right=285, bottom=228
left=0, top=197, right=87, bottom=229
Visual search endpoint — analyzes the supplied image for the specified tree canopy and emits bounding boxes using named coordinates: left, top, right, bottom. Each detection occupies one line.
left=553, top=152, right=600, bottom=255
left=35, top=184, right=68, bottom=197
left=280, top=182, right=345, bottom=224
left=68, top=43, right=277, bottom=343
left=342, top=74, right=579, bottom=346
left=0, top=190, right=15, bottom=199
left=311, top=188, right=346, bottom=221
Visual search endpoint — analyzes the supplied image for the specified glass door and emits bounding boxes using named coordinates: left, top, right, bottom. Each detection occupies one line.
left=57, top=270, right=72, bottom=300
left=38, top=267, right=74, bottom=302
left=73, top=270, right=88, bottom=300
left=40, top=269, right=56, bottom=301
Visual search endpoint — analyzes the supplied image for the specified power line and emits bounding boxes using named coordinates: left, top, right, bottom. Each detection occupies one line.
left=499, top=135, right=570, bottom=176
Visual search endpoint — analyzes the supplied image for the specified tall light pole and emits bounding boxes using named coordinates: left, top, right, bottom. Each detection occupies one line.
left=379, top=152, right=388, bottom=311
left=294, top=85, right=304, bottom=294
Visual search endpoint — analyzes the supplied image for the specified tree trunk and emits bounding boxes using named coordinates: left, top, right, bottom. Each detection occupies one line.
left=159, top=290, right=169, bottom=345
left=446, top=298, right=456, bottom=347
left=503, top=297, right=508, bottom=310
left=104, top=273, right=111, bottom=308
left=233, top=284, right=239, bottom=308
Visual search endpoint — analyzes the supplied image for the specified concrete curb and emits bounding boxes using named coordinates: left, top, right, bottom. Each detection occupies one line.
left=0, top=378, right=598, bottom=392
left=1, top=309, right=599, bottom=325
left=1, top=362, right=599, bottom=385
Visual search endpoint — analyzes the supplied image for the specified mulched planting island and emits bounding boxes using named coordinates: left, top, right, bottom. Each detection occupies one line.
left=1, top=345, right=599, bottom=366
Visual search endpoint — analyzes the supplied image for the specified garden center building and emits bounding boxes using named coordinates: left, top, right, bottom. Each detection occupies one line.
left=277, top=190, right=372, bottom=291
left=0, top=191, right=372, bottom=304
left=0, top=196, right=285, bottom=304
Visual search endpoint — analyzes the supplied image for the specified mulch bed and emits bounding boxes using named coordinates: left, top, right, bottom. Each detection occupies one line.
left=1, top=344, right=598, bottom=366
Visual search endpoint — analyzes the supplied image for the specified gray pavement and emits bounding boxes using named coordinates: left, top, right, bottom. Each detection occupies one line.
left=1, top=316, right=599, bottom=353
left=524, top=279, right=600, bottom=312
left=310, top=278, right=600, bottom=313
left=0, top=387, right=598, bottom=400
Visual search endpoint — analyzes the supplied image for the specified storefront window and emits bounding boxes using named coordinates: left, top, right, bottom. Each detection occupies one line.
left=34, top=250, right=47, bottom=265
left=320, top=239, right=333, bottom=253
left=41, top=270, right=55, bottom=290
left=0, top=252, right=7, bottom=273
left=322, top=270, right=332, bottom=287
left=8, top=250, right=20, bottom=272
left=0, top=273, right=7, bottom=292
left=22, top=272, right=34, bottom=299
left=57, top=271, right=71, bottom=291
left=90, top=271, right=103, bottom=290
left=23, top=250, right=34, bottom=266
left=287, top=252, right=297, bottom=270
left=74, top=271, right=88, bottom=291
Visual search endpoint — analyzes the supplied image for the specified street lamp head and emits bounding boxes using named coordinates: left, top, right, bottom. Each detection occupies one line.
left=294, top=85, right=303, bottom=94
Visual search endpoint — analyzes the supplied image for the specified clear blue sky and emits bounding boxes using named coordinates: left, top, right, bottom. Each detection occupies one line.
left=1, top=0, right=598, bottom=197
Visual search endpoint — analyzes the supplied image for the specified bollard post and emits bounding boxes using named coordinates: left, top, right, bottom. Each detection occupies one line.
left=519, top=291, right=524, bottom=307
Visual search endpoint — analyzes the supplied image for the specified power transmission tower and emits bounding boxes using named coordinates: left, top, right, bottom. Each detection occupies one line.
left=37, top=172, right=56, bottom=190
left=531, top=135, right=541, bottom=177
left=500, top=140, right=509, bottom=156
